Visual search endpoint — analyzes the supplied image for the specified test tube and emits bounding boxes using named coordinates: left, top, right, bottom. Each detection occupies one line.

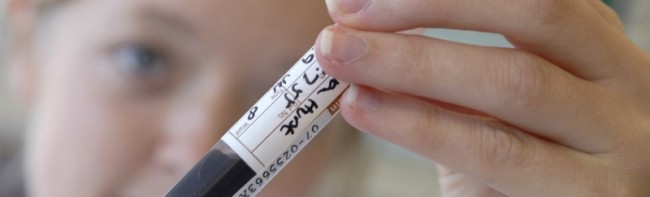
left=166, top=47, right=349, bottom=197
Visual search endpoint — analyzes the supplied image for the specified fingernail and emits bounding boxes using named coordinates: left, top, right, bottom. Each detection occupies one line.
left=319, top=28, right=367, bottom=64
left=326, top=0, right=371, bottom=14
left=344, top=85, right=381, bottom=112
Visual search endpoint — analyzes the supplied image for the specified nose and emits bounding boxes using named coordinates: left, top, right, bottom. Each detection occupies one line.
left=154, top=74, right=241, bottom=178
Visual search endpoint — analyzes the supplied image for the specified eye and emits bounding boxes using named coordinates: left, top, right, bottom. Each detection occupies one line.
left=114, top=44, right=168, bottom=78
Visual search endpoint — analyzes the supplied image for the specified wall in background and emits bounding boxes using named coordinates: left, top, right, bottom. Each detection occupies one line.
left=1, top=0, right=28, bottom=142
left=626, top=1, right=650, bottom=52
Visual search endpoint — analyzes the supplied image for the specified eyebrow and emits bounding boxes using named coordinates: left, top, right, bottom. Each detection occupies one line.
left=139, top=7, right=197, bottom=38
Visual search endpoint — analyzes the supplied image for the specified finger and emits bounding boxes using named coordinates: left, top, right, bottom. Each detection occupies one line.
left=340, top=85, right=606, bottom=196
left=316, top=26, right=628, bottom=153
left=325, top=0, right=635, bottom=81
left=585, top=0, right=625, bottom=30
left=435, top=165, right=508, bottom=197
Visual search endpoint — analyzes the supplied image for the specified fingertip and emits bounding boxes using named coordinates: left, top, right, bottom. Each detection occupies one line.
left=339, top=85, right=361, bottom=125
left=325, top=0, right=372, bottom=17
left=323, top=0, right=378, bottom=30
left=317, top=26, right=367, bottom=65
left=315, top=27, right=337, bottom=77
left=315, top=26, right=368, bottom=83
left=315, top=27, right=334, bottom=67
left=343, top=84, right=381, bottom=112
left=316, top=26, right=335, bottom=63
left=339, top=85, right=383, bottom=133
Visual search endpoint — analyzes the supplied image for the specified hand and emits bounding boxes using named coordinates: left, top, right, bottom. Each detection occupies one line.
left=315, top=0, right=650, bottom=196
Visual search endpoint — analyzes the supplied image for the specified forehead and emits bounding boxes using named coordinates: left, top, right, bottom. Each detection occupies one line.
left=42, top=0, right=330, bottom=71
left=55, top=0, right=329, bottom=41
left=58, top=0, right=321, bottom=22
left=43, top=0, right=314, bottom=31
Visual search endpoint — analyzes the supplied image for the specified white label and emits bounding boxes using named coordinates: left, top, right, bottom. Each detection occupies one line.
left=221, top=48, right=349, bottom=196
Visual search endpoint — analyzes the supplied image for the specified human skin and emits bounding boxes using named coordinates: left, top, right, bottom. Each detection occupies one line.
left=7, top=0, right=344, bottom=196
left=317, top=0, right=650, bottom=196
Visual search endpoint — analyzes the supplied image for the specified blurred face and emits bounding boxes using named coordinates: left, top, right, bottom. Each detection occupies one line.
left=21, top=0, right=335, bottom=196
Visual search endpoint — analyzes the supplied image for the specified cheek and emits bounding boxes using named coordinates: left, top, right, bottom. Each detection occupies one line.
left=26, top=59, right=162, bottom=196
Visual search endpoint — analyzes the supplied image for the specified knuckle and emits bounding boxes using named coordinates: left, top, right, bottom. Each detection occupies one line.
left=497, top=53, right=551, bottom=110
left=603, top=5, right=621, bottom=18
left=600, top=6, right=623, bottom=27
left=520, top=0, right=572, bottom=26
left=401, top=38, right=434, bottom=83
left=583, top=163, right=641, bottom=196
left=409, top=104, right=446, bottom=150
left=476, top=124, right=531, bottom=182
left=589, top=1, right=625, bottom=29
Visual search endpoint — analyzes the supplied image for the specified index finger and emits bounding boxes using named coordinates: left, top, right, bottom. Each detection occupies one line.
left=325, top=0, right=638, bottom=81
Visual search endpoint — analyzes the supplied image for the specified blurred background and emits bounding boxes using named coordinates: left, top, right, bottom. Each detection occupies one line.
left=1, top=0, right=27, bottom=191
left=1, top=0, right=24, bottom=195
left=0, top=0, right=649, bottom=196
